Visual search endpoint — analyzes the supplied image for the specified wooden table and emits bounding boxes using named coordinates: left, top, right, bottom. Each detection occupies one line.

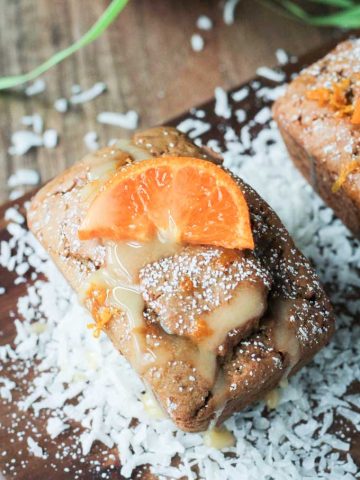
left=0, top=0, right=339, bottom=203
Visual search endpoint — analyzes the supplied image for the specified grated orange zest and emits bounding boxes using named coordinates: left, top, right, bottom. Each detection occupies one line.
left=85, top=284, right=118, bottom=338
left=332, top=160, right=360, bottom=193
left=306, top=79, right=359, bottom=121
left=190, top=318, right=214, bottom=342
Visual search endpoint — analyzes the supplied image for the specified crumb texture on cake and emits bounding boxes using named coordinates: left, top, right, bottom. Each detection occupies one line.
left=27, top=126, right=335, bottom=432
left=273, top=39, right=360, bottom=236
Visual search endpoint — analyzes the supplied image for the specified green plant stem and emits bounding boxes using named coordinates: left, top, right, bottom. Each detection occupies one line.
left=0, top=0, right=129, bottom=91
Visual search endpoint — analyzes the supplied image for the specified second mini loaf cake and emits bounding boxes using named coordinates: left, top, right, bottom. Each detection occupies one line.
left=273, top=39, right=360, bottom=236
left=27, top=127, right=335, bottom=432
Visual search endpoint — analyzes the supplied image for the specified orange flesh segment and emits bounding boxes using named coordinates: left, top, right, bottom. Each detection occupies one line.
left=351, top=99, right=360, bottom=125
left=78, top=156, right=254, bottom=250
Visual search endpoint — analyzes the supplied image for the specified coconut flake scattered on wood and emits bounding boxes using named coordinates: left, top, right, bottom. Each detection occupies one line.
left=191, top=34, right=204, bottom=52
left=223, top=0, right=240, bottom=25
left=54, top=98, right=68, bottom=113
left=232, top=86, right=249, bottom=102
left=21, top=115, right=44, bottom=134
left=84, top=131, right=100, bottom=151
left=275, top=48, right=289, bottom=65
left=177, top=118, right=211, bottom=138
left=196, top=15, right=213, bottom=30
left=25, top=79, right=46, bottom=97
left=8, top=131, right=43, bottom=156
left=256, top=66, right=286, bottom=83
left=97, top=111, right=139, bottom=130
left=27, top=437, right=47, bottom=459
left=7, top=169, right=40, bottom=188
left=70, top=82, right=107, bottom=105
left=214, top=87, right=232, bottom=119
left=43, top=129, right=58, bottom=149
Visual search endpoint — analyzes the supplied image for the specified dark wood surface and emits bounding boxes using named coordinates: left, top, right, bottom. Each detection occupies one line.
left=0, top=0, right=340, bottom=203
left=1, top=37, right=360, bottom=479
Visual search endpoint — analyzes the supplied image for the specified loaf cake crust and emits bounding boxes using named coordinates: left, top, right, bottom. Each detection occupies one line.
left=27, top=127, right=335, bottom=432
left=273, top=39, right=360, bottom=236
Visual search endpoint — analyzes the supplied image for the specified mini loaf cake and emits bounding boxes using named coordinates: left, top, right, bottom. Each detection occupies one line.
left=27, top=127, right=335, bottom=432
left=273, top=39, right=360, bottom=236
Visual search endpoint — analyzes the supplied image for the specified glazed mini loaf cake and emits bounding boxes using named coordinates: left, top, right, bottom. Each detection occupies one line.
left=273, top=39, right=360, bottom=236
left=27, top=127, right=335, bottom=432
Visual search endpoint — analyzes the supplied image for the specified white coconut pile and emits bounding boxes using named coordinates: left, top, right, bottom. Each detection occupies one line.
left=1, top=79, right=360, bottom=480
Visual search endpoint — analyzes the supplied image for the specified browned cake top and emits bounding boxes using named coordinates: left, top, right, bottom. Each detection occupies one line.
left=273, top=39, right=360, bottom=197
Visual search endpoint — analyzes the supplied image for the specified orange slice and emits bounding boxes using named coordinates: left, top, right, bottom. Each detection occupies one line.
left=351, top=98, right=360, bottom=125
left=78, top=156, right=254, bottom=250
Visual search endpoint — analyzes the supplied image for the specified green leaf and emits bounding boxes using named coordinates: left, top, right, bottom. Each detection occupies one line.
left=0, top=0, right=129, bottom=91
left=264, top=0, right=360, bottom=27
left=306, top=0, right=354, bottom=6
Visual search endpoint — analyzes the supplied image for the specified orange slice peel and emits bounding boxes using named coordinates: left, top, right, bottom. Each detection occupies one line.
left=78, top=156, right=254, bottom=250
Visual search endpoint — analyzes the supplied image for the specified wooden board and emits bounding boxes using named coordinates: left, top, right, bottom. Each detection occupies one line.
left=0, top=0, right=337, bottom=203
left=1, top=38, right=360, bottom=479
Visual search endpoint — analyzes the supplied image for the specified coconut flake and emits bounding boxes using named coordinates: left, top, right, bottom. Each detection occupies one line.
left=214, top=87, right=231, bottom=119
left=46, top=417, right=69, bottom=439
left=5, top=207, right=24, bottom=224
left=9, top=189, right=25, bottom=201
left=54, top=98, right=68, bottom=113
left=21, top=114, right=43, bottom=134
left=7, top=169, right=40, bottom=188
left=275, top=48, right=289, bottom=65
left=27, top=437, right=47, bottom=458
left=196, top=15, right=213, bottom=30
left=70, top=82, right=107, bottom=104
left=232, top=86, right=249, bottom=102
left=97, top=111, right=139, bottom=130
left=84, top=131, right=100, bottom=151
left=256, top=66, right=285, bottom=83
left=8, top=131, right=43, bottom=155
left=191, top=34, right=204, bottom=52
left=43, top=129, right=58, bottom=149
left=223, top=0, right=240, bottom=25
left=177, top=118, right=211, bottom=138
left=25, top=79, right=46, bottom=96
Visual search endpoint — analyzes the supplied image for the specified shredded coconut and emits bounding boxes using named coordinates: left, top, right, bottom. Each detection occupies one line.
left=214, top=87, right=231, bottom=119
left=256, top=66, right=286, bottom=83
left=223, top=0, right=240, bottom=25
left=196, top=15, right=213, bottom=30
left=276, top=48, right=289, bottom=65
left=25, top=79, right=46, bottom=96
left=84, top=131, right=100, bottom=151
left=54, top=98, right=68, bottom=113
left=97, top=111, right=139, bottom=130
left=70, top=82, right=107, bottom=104
left=43, top=129, right=58, bottom=149
left=191, top=34, right=204, bottom=52
left=8, top=131, right=43, bottom=156
left=177, top=118, right=211, bottom=138
left=21, top=114, right=43, bottom=134
left=232, top=86, right=249, bottom=102
left=27, top=437, right=47, bottom=459
left=7, top=169, right=39, bottom=188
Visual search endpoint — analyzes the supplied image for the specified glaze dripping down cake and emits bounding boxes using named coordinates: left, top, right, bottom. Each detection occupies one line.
left=27, top=127, right=335, bottom=432
left=273, top=39, right=360, bottom=236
